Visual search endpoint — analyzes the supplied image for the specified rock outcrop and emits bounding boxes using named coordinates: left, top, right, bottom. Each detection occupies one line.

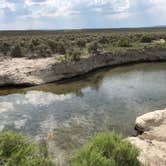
left=0, top=48, right=166, bottom=87
left=129, top=108, right=166, bottom=166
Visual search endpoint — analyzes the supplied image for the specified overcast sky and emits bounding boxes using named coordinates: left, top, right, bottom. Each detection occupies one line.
left=0, top=0, right=166, bottom=30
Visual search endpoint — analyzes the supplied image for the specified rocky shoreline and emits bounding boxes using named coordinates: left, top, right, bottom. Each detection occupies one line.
left=0, top=47, right=166, bottom=87
left=129, top=108, right=166, bottom=166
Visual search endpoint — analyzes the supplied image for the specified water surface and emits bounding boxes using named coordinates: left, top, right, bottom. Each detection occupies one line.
left=0, top=62, right=166, bottom=164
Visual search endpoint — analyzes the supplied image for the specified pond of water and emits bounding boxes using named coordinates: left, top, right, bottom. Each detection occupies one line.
left=0, top=62, right=166, bottom=164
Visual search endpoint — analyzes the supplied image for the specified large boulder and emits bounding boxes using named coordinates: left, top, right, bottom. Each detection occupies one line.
left=129, top=108, right=166, bottom=166
left=135, top=108, right=166, bottom=129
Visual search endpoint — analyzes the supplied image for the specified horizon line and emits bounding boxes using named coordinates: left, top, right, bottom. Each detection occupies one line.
left=0, top=25, right=166, bottom=31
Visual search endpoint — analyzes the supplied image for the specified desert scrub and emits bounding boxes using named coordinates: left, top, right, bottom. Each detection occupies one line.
left=0, top=131, right=54, bottom=166
left=10, top=45, right=23, bottom=57
left=140, top=34, right=154, bottom=43
left=71, top=132, right=140, bottom=166
left=88, top=41, right=102, bottom=54
left=117, top=38, right=131, bottom=47
left=0, top=29, right=165, bottom=58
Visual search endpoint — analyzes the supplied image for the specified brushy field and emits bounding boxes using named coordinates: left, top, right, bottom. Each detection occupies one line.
left=0, top=28, right=166, bottom=61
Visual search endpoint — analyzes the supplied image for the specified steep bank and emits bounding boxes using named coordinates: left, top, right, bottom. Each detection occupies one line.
left=0, top=48, right=166, bottom=87
left=129, top=108, right=166, bottom=166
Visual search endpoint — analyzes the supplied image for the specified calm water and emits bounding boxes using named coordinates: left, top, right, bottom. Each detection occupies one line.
left=0, top=62, right=166, bottom=164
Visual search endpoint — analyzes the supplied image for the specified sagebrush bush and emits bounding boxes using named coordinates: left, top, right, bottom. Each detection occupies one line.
left=88, top=42, right=100, bottom=54
left=47, top=40, right=58, bottom=52
left=11, top=45, right=23, bottom=57
left=36, top=43, right=52, bottom=57
left=56, top=42, right=66, bottom=54
left=76, top=39, right=86, bottom=49
left=98, top=36, right=109, bottom=44
left=0, top=131, right=54, bottom=166
left=1, top=42, right=10, bottom=55
left=140, top=34, right=153, bottom=43
left=118, top=38, right=131, bottom=47
left=60, top=48, right=81, bottom=62
left=71, top=132, right=140, bottom=166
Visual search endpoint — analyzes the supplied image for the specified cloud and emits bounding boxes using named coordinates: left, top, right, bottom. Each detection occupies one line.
left=0, top=10, right=4, bottom=17
left=0, top=0, right=16, bottom=11
left=23, top=0, right=76, bottom=18
left=23, top=0, right=130, bottom=18
left=24, top=91, right=73, bottom=106
left=25, top=0, right=51, bottom=6
left=150, top=0, right=166, bottom=11
left=0, top=0, right=166, bottom=29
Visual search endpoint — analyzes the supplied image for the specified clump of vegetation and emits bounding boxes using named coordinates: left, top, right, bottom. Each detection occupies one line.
left=56, top=41, right=66, bottom=54
left=76, top=39, right=86, bottom=49
left=67, top=48, right=81, bottom=61
left=118, top=38, right=131, bottom=47
left=88, top=41, right=101, bottom=54
left=140, top=34, right=154, bottom=43
left=0, top=131, right=54, bottom=166
left=1, top=42, right=10, bottom=55
left=71, top=132, right=140, bottom=166
left=35, top=43, right=52, bottom=58
left=59, top=48, right=82, bottom=62
left=11, top=45, right=23, bottom=57
left=98, top=36, right=109, bottom=45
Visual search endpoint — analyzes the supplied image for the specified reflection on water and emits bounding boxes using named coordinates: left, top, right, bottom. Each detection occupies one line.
left=0, top=62, right=166, bottom=165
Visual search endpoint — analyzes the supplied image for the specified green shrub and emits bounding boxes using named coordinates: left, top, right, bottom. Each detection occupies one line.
left=1, top=42, right=10, bottom=55
left=0, top=131, right=54, bottom=166
left=36, top=44, right=52, bottom=57
left=61, top=48, right=81, bottom=62
left=71, top=132, right=140, bottom=166
left=47, top=40, right=58, bottom=52
left=140, top=34, right=153, bottom=43
left=88, top=42, right=100, bottom=54
left=76, top=39, right=86, bottom=49
left=56, top=42, right=66, bottom=54
left=11, top=45, right=23, bottom=57
left=98, top=36, right=109, bottom=44
left=118, top=38, right=131, bottom=47
left=31, top=38, right=40, bottom=46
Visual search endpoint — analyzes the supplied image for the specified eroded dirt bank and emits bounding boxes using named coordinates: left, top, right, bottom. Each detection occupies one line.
left=0, top=48, right=166, bottom=87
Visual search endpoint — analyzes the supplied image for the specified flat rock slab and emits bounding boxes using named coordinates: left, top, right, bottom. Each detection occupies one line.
left=0, top=57, right=57, bottom=85
left=129, top=137, right=166, bottom=166
left=129, top=109, right=166, bottom=166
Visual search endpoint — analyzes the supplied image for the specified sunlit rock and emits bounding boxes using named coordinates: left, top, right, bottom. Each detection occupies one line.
left=129, top=108, right=166, bottom=166
left=135, top=108, right=166, bottom=132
